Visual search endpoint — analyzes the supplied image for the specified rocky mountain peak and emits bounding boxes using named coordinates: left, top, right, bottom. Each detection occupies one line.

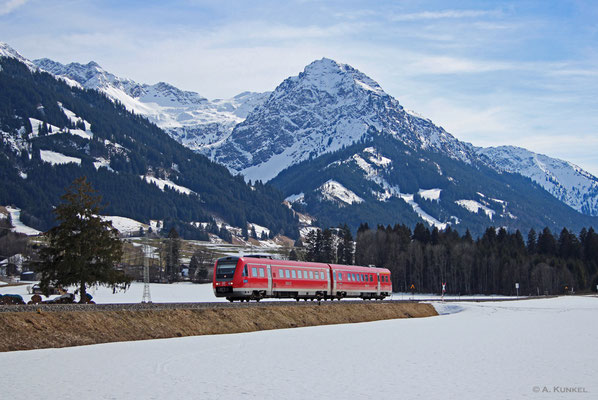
left=0, top=42, right=37, bottom=71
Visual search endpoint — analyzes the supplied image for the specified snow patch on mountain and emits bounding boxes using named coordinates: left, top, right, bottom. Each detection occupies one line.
left=5, top=206, right=41, bottom=236
left=455, top=200, right=495, bottom=219
left=418, top=188, right=442, bottom=202
left=477, top=146, right=598, bottom=216
left=285, top=193, right=305, bottom=204
left=141, top=176, right=195, bottom=196
left=399, top=194, right=447, bottom=229
left=318, top=180, right=364, bottom=205
left=40, top=150, right=81, bottom=166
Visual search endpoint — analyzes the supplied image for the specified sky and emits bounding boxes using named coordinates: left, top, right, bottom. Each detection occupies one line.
left=1, top=0, right=598, bottom=176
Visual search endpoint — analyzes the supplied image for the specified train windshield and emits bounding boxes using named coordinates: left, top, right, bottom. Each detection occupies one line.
left=216, top=262, right=237, bottom=280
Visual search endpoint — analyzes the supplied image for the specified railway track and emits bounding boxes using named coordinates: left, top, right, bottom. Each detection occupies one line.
left=0, top=295, right=557, bottom=313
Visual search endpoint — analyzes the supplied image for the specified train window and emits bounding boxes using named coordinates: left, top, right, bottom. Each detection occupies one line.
left=252, top=267, right=257, bottom=276
left=370, top=275, right=373, bottom=282
left=259, top=268, right=265, bottom=278
left=349, top=274, right=353, bottom=281
left=243, top=265, right=248, bottom=277
left=285, top=269, right=291, bottom=278
left=297, top=270, right=302, bottom=279
left=337, top=272, right=342, bottom=281
left=309, top=271, right=314, bottom=279
left=291, top=270, right=297, bottom=279
left=320, top=271, right=324, bottom=280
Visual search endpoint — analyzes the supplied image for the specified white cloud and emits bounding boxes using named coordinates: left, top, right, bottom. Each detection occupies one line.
left=0, top=0, right=28, bottom=16
left=390, top=9, right=496, bottom=21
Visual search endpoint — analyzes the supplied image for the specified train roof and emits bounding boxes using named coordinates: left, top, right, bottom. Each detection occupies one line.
left=328, top=263, right=391, bottom=273
left=222, top=256, right=390, bottom=273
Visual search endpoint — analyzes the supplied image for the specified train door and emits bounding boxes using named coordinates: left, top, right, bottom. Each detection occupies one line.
left=267, top=265, right=273, bottom=296
left=376, top=272, right=381, bottom=296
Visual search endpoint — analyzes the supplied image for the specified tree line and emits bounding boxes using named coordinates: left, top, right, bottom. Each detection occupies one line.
left=298, top=222, right=598, bottom=295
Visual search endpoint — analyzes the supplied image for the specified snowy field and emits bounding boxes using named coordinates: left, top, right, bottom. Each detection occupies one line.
left=1, top=281, right=520, bottom=304
left=1, top=296, right=596, bottom=399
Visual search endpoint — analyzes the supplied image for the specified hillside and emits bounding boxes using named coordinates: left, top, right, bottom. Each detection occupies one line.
left=0, top=53, right=298, bottom=238
left=271, top=133, right=598, bottom=236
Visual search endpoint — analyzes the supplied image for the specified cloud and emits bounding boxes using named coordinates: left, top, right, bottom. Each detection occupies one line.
left=390, top=9, right=496, bottom=22
left=0, top=0, right=28, bottom=16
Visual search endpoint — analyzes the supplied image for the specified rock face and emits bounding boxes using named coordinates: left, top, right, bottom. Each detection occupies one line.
left=211, top=58, right=475, bottom=182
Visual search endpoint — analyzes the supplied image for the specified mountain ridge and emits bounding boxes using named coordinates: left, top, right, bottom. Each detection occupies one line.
left=3, top=42, right=597, bottom=221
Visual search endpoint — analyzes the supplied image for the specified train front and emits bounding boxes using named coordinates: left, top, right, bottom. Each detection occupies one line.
left=212, top=256, right=240, bottom=298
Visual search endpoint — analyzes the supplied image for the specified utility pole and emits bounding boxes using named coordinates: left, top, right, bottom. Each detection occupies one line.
left=142, top=237, right=152, bottom=303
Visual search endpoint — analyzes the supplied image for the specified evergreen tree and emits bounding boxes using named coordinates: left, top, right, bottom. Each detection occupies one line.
left=527, top=229, right=537, bottom=254
left=35, top=177, right=130, bottom=302
left=537, top=227, right=557, bottom=255
left=165, top=228, right=181, bottom=282
left=190, top=249, right=211, bottom=281
left=289, top=249, right=298, bottom=261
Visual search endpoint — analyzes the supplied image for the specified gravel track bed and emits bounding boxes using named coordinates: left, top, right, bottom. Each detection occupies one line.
left=0, top=295, right=558, bottom=313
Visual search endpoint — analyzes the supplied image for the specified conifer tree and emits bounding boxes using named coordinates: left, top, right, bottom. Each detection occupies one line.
left=165, top=228, right=181, bottom=282
left=36, top=177, right=130, bottom=302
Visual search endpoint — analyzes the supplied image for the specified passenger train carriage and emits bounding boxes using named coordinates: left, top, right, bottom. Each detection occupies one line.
left=213, top=256, right=392, bottom=301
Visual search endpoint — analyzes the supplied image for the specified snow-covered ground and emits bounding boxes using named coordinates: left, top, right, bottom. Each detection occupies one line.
left=4, top=206, right=41, bottom=235
left=0, top=280, right=520, bottom=305
left=0, top=296, right=595, bottom=399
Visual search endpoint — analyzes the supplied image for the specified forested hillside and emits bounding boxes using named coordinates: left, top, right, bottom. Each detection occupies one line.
left=272, top=133, right=597, bottom=237
left=0, top=57, right=298, bottom=238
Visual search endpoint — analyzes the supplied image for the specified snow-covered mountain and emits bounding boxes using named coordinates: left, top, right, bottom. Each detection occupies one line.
left=209, top=57, right=598, bottom=218
left=211, top=58, right=476, bottom=182
left=6, top=42, right=596, bottom=218
left=477, top=146, right=598, bottom=216
left=32, top=57, right=269, bottom=151
left=0, top=44, right=299, bottom=238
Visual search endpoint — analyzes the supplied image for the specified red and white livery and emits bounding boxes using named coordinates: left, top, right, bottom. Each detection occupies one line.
left=213, top=256, right=392, bottom=301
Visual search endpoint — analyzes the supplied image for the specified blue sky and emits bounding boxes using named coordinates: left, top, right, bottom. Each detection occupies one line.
left=1, top=0, right=598, bottom=175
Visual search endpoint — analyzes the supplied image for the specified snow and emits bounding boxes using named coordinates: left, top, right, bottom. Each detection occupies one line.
left=4, top=206, right=41, bottom=235
left=39, top=150, right=81, bottom=166
left=69, top=128, right=93, bottom=140
left=28, top=118, right=60, bottom=137
left=0, top=296, right=595, bottom=399
left=318, top=180, right=364, bottom=205
left=477, top=145, right=598, bottom=216
left=418, top=188, right=442, bottom=201
left=399, top=193, right=447, bottom=229
left=248, top=222, right=270, bottom=237
left=93, top=158, right=113, bottom=171
left=285, top=193, right=305, bottom=203
left=455, top=199, right=496, bottom=219
left=100, top=215, right=147, bottom=234
left=58, top=103, right=92, bottom=132
left=141, top=175, right=195, bottom=196
left=363, top=147, right=392, bottom=167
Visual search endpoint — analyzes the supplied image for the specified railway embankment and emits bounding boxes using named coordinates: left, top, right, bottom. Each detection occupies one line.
left=0, top=301, right=437, bottom=351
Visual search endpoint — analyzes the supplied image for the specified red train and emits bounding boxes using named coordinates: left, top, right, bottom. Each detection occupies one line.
left=213, top=255, right=392, bottom=302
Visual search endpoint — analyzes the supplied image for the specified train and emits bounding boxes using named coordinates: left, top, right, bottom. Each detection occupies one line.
left=212, top=255, right=392, bottom=302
